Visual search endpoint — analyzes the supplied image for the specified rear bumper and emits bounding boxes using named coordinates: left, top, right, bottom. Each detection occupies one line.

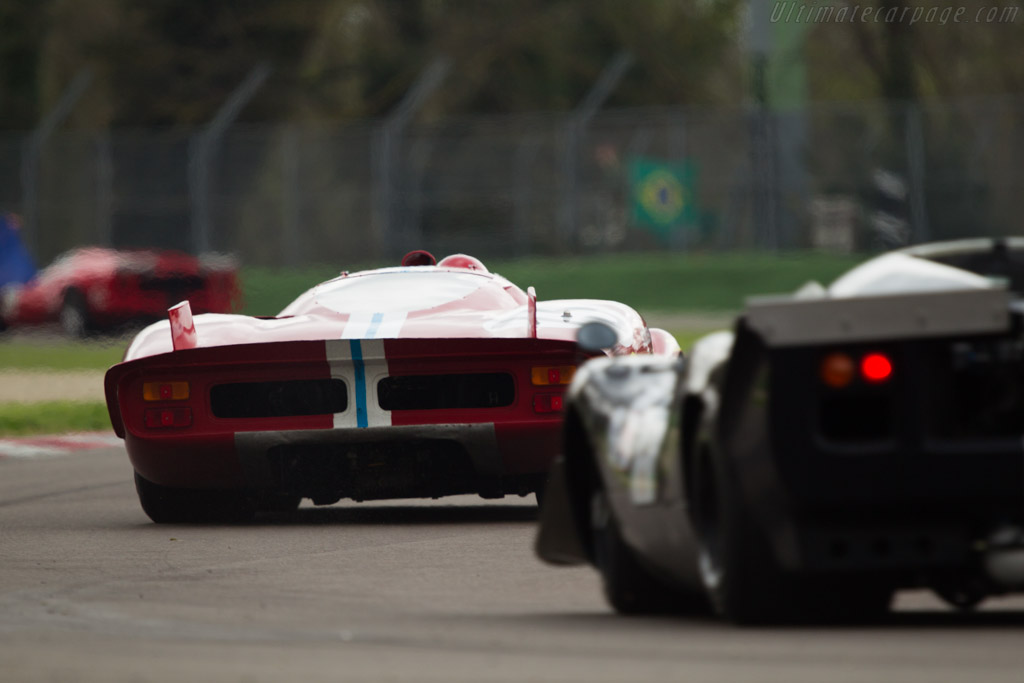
left=125, top=420, right=561, bottom=500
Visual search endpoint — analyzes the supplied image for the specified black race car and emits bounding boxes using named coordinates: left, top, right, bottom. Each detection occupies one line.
left=537, top=239, right=1024, bottom=623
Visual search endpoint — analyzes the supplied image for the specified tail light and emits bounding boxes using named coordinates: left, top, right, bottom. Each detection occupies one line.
left=531, top=366, right=575, bottom=385
left=533, top=393, right=564, bottom=414
left=143, top=381, right=190, bottom=401
left=144, top=407, right=192, bottom=428
left=860, top=353, right=893, bottom=383
left=820, top=352, right=893, bottom=387
left=142, top=381, right=193, bottom=430
left=820, top=353, right=855, bottom=389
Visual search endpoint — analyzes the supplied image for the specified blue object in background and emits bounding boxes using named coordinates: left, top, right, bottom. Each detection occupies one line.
left=0, top=212, right=36, bottom=287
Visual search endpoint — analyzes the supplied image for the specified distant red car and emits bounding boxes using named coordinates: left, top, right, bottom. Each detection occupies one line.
left=0, top=247, right=241, bottom=336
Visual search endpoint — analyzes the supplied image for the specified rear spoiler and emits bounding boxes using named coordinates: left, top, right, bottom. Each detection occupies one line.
left=745, top=288, right=1012, bottom=347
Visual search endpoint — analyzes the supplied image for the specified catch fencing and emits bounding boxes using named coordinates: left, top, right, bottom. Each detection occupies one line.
left=2, top=96, right=1022, bottom=267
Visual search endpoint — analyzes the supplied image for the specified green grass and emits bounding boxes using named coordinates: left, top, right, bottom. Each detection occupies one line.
left=0, top=339, right=125, bottom=370
left=240, top=251, right=863, bottom=317
left=0, top=401, right=110, bottom=436
left=669, top=327, right=726, bottom=350
left=487, top=251, right=862, bottom=312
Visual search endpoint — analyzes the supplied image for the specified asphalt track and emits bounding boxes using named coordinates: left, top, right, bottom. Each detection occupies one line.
left=2, top=446, right=1024, bottom=682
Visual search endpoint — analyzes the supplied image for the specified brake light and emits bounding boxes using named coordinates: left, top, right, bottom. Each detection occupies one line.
left=820, top=352, right=855, bottom=389
left=861, top=353, right=893, bottom=383
left=531, top=366, right=575, bottom=386
left=144, top=407, right=192, bottom=428
left=533, top=393, right=564, bottom=413
left=143, top=381, right=190, bottom=401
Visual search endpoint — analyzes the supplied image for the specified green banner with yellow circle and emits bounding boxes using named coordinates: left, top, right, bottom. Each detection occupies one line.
left=628, top=158, right=699, bottom=241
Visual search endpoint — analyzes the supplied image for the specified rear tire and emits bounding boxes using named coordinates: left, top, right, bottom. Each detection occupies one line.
left=591, top=488, right=665, bottom=614
left=134, top=471, right=255, bottom=524
left=692, top=446, right=892, bottom=624
left=59, top=289, right=90, bottom=338
left=591, top=487, right=707, bottom=615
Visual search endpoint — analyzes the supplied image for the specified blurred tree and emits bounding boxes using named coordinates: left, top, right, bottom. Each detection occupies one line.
left=0, top=0, right=51, bottom=129
left=25, top=0, right=745, bottom=128
left=6, top=0, right=1021, bottom=130
left=807, top=0, right=1024, bottom=101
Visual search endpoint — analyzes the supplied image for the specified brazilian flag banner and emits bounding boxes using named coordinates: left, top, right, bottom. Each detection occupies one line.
left=628, top=158, right=699, bottom=242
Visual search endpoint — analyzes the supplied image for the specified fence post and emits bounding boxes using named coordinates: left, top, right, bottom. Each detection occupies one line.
left=905, top=103, right=930, bottom=244
left=372, top=58, right=449, bottom=259
left=558, top=52, right=632, bottom=252
left=188, top=64, right=270, bottom=255
left=95, top=130, right=113, bottom=247
left=19, top=69, right=93, bottom=260
left=280, top=124, right=302, bottom=266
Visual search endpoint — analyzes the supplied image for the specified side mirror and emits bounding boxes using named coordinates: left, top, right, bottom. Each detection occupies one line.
left=576, top=321, right=618, bottom=352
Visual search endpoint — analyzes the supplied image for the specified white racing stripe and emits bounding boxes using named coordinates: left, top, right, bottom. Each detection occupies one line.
left=325, top=338, right=391, bottom=429
left=341, top=311, right=407, bottom=339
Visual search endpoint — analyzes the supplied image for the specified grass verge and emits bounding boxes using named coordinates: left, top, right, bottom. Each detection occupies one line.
left=0, top=339, right=125, bottom=371
left=0, top=401, right=110, bottom=437
left=240, top=251, right=863, bottom=316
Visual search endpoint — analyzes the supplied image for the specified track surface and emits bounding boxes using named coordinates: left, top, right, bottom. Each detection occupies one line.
left=2, top=446, right=1024, bottom=682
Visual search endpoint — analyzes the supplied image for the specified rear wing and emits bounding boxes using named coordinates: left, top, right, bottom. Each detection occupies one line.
left=744, top=288, right=1013, bottom=348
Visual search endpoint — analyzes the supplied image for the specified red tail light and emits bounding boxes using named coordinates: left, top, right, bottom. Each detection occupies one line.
left=820, top=352, right=855, bottom=388
left=145, top=407, right=192, bottom=428
left=860, top=353, right=893, bottom=383
left=533, top=393, right=564, bottom=414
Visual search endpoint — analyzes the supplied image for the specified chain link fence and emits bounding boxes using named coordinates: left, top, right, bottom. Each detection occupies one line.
left=4, top=96, right=1023, bottom=267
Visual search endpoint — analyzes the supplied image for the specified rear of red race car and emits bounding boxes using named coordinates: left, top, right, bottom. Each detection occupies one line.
left=105, top=336, right=584, bottom=521
left=87, top=251, right=240, bottom=329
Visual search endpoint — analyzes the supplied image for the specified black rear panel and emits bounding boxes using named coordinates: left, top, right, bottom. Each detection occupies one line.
left=267, top=440, right=477, bottom=501
left=211, top=379, right=348, bottom=418
left=767, top=329, right=1024, bottom=508
left=923, top=337, right=1024, bottom=438
left=377, top=373, right=515, bottom=410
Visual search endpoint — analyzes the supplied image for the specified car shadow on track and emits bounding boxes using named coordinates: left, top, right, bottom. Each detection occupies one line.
left=493, top=607, right=1024, bottom=631
left=250, top=502, right=540, bottom=527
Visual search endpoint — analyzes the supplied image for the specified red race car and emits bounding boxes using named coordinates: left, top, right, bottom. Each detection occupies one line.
left=0, top=247, right=241, bottom=337
left=104, top=250, right=680, bottom=523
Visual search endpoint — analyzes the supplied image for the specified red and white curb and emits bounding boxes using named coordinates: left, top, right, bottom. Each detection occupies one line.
left=0, top=433, right=122, bottom=459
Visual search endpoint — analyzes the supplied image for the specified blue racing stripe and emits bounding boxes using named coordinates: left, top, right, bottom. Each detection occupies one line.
left=350, top=339, right=368, bottom=428
left=366, top=312, right=385, bottom=339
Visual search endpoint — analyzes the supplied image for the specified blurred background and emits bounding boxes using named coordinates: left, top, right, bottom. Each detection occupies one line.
left=0, top=0, right=1023, bottom=433
left=2, top=0, right=1022, bottom=268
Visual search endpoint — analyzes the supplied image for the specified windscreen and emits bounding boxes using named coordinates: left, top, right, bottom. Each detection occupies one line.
left=284, top=270, right=518, bottom=316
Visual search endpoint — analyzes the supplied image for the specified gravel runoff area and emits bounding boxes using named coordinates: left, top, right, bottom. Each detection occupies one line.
left=0, top=370, right=106, bottom=403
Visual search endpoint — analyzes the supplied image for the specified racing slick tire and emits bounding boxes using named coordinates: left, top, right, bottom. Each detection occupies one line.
left=590, top=487, right=666, bottom=614
left=134, top=471, right=256, bottom=524
left=591, top=487, right=707, bottom=616
left=59, top=289, right=91, bottom=338
left=692, top=444, right=892, bottom=624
